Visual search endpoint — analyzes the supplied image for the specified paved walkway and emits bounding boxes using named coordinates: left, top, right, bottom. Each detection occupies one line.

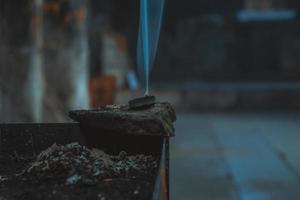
left=171, top=113, right=300, bottom=200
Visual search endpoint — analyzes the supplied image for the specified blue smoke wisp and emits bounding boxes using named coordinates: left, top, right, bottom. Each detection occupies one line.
left=137, top=0, right=165, bottom=95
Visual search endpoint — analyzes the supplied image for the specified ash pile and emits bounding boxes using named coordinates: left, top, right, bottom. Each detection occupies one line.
left=19, top=143, right=159, bottom=186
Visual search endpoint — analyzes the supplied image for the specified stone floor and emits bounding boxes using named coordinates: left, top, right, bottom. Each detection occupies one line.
left=171, top=113, right=300, bottom=200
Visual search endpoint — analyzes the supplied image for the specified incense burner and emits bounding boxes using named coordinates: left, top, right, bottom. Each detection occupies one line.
left=0, top=102, right=176, bottom=200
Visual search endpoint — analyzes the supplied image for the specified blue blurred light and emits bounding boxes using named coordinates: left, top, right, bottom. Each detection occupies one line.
left=237, top=10, right=297, bottom=23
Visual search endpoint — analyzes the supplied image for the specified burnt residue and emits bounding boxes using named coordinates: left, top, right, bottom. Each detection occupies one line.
left=22, top=143, right=159, bottom=184
left=0, top=143, right=160, bottom=200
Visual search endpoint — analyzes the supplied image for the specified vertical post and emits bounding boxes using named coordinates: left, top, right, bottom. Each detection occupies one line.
left=69, top=0, right=90, bottom=110
left=27, top=0, right=44, bottom=122
left=41, top=0, right=89, bottom=121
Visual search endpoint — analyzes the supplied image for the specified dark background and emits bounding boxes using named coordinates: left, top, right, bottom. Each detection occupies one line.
left=99, top=0, right=300, bottom=81
left=2, top=0, right=300, bottom=122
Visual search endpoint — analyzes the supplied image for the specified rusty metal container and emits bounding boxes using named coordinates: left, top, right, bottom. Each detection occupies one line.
left=0, top=102, right=175, bottom=200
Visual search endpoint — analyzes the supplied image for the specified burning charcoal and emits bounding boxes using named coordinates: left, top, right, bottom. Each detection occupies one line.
left=128, top=96, right=156, bottom=110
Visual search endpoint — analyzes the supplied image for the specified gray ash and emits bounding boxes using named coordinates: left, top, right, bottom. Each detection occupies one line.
left=19, top=143, right=159, bottom=186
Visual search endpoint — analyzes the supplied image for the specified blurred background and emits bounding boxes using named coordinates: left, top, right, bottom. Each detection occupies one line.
left=1, top=0, right=300, bottom=199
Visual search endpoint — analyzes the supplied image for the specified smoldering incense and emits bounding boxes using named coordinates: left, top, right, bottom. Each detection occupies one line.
left=141, top=0, right=150, bottom=96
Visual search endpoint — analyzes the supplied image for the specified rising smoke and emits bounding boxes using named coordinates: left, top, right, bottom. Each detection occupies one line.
left=137, top=0, right=165, bottom=95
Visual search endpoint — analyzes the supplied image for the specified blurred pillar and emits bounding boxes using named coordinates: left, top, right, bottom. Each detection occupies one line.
left=68, top=0, right=90, bottom=110
left=26, top=0, right=45, bottom=122
left=43, top=0, right=90, bottom=118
